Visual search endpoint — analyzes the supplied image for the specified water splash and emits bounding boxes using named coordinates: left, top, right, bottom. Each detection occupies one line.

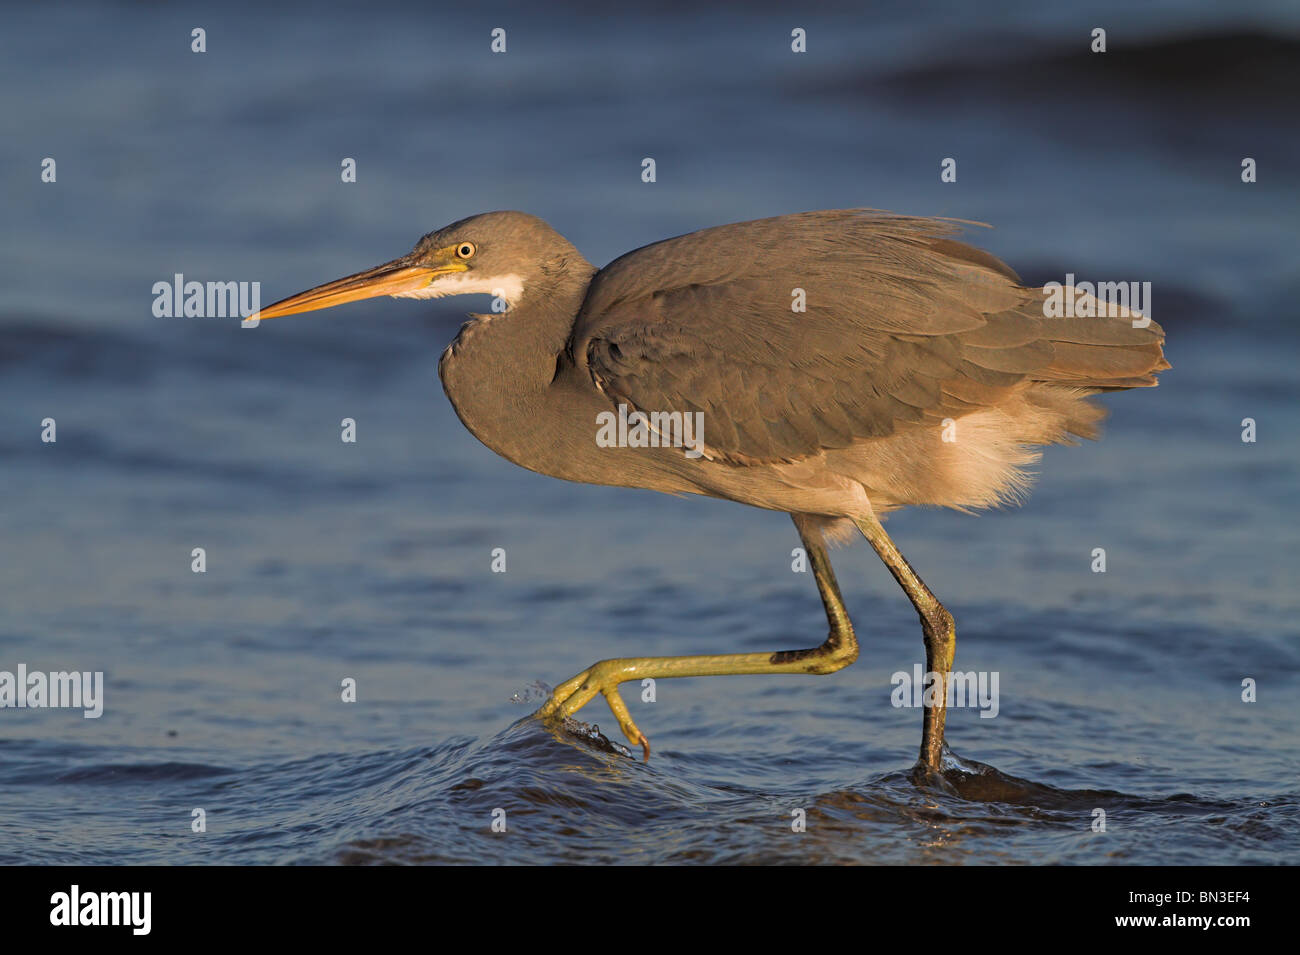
left=509, top=681, right=552, bottom=704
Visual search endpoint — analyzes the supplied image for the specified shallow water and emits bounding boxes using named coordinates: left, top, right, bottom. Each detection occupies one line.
left=1, top=1, right=1297, bottom=864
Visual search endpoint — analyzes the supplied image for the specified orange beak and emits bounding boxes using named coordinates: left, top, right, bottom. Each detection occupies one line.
left=254, top=256, right=466, bottom=320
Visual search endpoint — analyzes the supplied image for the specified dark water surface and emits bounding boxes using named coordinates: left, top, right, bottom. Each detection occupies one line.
left=1, top=2, right=1297, bottom=864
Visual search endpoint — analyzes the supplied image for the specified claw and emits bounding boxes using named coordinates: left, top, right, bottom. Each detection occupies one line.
left=539, top=659, right=652, bottom=758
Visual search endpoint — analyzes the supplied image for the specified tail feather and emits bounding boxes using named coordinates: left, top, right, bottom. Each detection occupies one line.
left=1029, top=288, right=1168, bottom=390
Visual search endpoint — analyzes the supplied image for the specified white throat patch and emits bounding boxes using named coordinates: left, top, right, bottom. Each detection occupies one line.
left=392, top=272, right=525, bottom=308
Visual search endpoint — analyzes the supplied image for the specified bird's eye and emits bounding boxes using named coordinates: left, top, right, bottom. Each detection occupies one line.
left=456, top=242, right=476, bottom=259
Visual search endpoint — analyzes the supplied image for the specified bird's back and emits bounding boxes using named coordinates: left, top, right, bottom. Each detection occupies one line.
left=567, top=209, right=1166, bottom=515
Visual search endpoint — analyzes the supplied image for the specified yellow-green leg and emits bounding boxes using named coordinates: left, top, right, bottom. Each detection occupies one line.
left=538, top=513, right=859, bottom=760
left=854, top=513, right=955, bottom=771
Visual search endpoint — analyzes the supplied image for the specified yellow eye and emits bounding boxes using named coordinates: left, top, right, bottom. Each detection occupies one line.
left=456, top=242, right=476, bottom=259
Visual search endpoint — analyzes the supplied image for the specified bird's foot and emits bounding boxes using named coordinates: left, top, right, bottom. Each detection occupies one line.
left=537, top=660, right=651, bottom=761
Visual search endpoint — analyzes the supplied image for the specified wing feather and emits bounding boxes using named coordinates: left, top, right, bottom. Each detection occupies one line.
left=570, top=210, right=1165, bottom=465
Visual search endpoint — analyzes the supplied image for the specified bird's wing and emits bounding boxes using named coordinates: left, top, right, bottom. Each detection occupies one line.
left=568, top=210, right=1165, bottom=465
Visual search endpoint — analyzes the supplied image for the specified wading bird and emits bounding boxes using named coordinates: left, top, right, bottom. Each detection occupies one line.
left=257, top=210, right=1167, bottom=771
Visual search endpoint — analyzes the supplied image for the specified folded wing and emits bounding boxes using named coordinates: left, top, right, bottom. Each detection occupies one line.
left=569, top=210, right=1166, bottom=465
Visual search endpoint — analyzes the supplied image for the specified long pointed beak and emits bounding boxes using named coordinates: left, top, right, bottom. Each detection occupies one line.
left=255, top=257, right=465, bottom=320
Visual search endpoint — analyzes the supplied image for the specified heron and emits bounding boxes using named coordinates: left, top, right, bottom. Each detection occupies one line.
left=256, top=209, right=1167, bottom=771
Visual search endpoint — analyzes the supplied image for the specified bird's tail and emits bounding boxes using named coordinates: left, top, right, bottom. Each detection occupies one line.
left=1027, top=285, right=1169, bottom=391
left=1003, top=285, right=1169, bottom=445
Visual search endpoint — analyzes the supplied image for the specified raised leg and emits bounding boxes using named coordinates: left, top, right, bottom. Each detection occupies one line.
left=854, top=513, right=955, bottom=771
left=537, top=513, right=858, bottom=759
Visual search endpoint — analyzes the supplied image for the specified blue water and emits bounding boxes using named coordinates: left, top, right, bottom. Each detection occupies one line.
left=1, top=1, right=1297, bottom=864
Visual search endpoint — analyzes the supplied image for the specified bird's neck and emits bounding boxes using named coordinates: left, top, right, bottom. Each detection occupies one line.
left=438, top=263, right=598, bottom=474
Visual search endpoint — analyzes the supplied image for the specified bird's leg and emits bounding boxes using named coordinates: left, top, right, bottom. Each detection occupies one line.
left=537, top=515, right=858, bottom=759
left=853, top=513, right=955, bottom=773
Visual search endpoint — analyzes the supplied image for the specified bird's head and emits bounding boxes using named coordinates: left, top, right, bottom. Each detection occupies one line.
left=256, top=211, right=586, bottom=320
